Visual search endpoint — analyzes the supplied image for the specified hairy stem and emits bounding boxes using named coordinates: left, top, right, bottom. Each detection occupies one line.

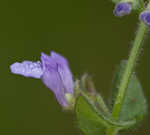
left=106, top=22, right=147, bottom=135
left=112, top=22, right=147, bottom=119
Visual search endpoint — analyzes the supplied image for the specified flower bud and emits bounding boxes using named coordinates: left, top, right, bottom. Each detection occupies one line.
left=139, top=11, right=150, bottom=27
left=113, top=2, right=132, bottom=17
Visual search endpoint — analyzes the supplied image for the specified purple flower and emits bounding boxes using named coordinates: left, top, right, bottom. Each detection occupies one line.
left=10, top=51, right=74, bottom=107
left=113, top=2, right=131, bottom=17
left=139, top=11, right=150, bottom=27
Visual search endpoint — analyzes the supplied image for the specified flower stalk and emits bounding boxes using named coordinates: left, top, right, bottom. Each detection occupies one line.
left=112, top=22, right=147, bottom=119
left=106, top=22, right=147, bottom=135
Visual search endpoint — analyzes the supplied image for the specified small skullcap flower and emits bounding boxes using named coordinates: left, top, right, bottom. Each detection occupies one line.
left=10, top=51, right=74, bottom=107
left=41, top=52, right=74, bottom=107
left=139, top=11, right=150, bottom=27
left=113, top=2, right=131, bottom=17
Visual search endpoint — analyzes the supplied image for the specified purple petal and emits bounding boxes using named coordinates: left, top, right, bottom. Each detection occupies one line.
left=42, top=69, right=68, bottom=107
left=10, top=61, right=43, bottom=79
left=51, top=52, right=74, bottom=94
left=57, top=65, right=74, bottom=94
left=41, top=53, right=57, bottom=70
left=113, top=2, right=131, bottom=17
left=41, top=53, right=68, bottom=106
left=51, top=51, right=68, bottom=65
left=41, top=52, right=74, bottom=107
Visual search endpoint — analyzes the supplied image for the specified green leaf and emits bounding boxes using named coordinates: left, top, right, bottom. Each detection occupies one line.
left=75, top=96, right=106, bottom=135
left=112, top=60, right=147, bottom=124
left=75, top=91, right=136, bottom=135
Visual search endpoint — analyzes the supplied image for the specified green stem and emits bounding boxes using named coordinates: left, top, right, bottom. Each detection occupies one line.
left=106, top=22, right=147, bottom=135
left=112, top=22, right=147, bottom=119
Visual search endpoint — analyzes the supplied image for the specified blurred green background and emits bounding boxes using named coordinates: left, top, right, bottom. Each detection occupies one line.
left=0, top=0, right=150, bottom=135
